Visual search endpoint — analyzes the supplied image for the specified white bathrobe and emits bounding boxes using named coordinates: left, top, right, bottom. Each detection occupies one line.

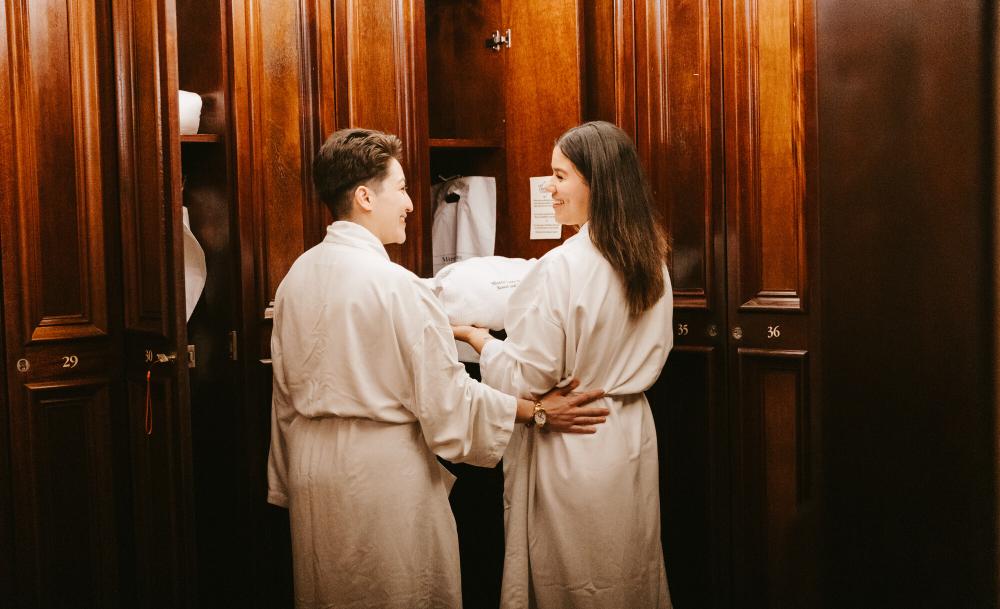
left=267, top=221, right=516, bottom=609
left=479, top=224, right=674, bottom=609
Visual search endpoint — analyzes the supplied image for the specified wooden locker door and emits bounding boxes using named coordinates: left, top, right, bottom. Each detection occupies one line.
left=500, top=0, right=582, bottom=260
left=635, top=0, right=730, bottom=607
left=0, top=0, right=126, bottom=607
left=112, top=0, right=197, bottom=606
left=723, top=0, right=820, bottom=606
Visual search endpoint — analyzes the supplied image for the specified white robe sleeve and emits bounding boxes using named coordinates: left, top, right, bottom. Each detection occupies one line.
left=266, top=389, right=291, bottom=508
left=266, top=298, right=292, bottom=508
left=401, top=284, right=517, bottom=467
left=480, top=260, right=567, bottom=396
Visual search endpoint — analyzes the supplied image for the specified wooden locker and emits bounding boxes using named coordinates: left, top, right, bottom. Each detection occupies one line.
left=425, top=0, right=583, bottom=265
left=112, top=0, right=199, bottom=604
left=635, top=0, right=731, bottom=605
left=170, top=0, right=329, bottom=605
left=722, top=0, right=820, bottom=607
left=0, top=0, right=130, bottom=606
left=637, top=0, right=821, bottom=606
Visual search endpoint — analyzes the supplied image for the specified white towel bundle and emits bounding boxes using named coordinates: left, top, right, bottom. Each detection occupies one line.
left=428, top=256, right=536, bottom=331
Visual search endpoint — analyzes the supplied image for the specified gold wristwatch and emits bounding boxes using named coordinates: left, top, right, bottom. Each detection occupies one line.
left=525, top=400, right=547, bottom=429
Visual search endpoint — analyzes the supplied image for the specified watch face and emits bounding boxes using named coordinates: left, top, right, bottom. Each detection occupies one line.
left=534, top=409, right=547, bottom=427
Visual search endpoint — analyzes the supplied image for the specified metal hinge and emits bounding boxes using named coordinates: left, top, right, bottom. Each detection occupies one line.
left=228, top=331, right=238, bottom=361
left=187, top=344, right=196, bottom=368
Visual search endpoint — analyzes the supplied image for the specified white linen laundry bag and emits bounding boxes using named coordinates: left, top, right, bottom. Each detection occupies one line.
left=431, top=176, right=496, bottom=274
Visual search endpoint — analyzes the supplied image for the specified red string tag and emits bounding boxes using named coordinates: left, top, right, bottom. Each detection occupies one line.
left=144, top=370, right=153, bottom=436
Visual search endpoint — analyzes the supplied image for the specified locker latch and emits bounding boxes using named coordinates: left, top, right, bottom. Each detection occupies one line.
left=485, top=29, right=511, bottom=52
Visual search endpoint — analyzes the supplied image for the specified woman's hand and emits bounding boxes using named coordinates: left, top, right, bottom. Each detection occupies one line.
left=451, top=324, right=493, bottom=354
left=536, top=378, right=609, bottom=434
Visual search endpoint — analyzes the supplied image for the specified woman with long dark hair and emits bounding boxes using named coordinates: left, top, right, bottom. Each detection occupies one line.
left=454, top=120, right=674, bottom=608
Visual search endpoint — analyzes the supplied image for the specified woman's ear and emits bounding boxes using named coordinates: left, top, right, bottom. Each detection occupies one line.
left=353, top=184, right=374, bottom=213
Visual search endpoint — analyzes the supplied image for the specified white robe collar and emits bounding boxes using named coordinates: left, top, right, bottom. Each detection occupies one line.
left=565, top=222, right=591, bottom=245
left=324, top=221, right=390, bottom=261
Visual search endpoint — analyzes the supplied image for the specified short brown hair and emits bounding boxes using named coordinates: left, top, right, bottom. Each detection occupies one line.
left=313, top=128, right=403, bottom=220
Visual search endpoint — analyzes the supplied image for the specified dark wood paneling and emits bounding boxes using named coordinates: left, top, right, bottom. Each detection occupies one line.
left=2, top=0, right=124, bottom=606
left=634, top=0, right=666, bottom=221
left=650, top=345, right=730, bottom=609
left=333, top=0, right=430, bottom=274
left=123, top=374, right=193, bottom=608
left=733, top=349, right=815, bottom=609
left=115, top=0, right=173, bottom=336
left=817, top=1, right=995, bottom=606
left=19, top=381, right=119, bottom=609
left=0, top=0, right=14, bottom=597
left=667, top=0, right=723, bottom=310
left=245, top=0, right=309, bottom=306
left=0, top=294, right=9, bottom=601
left=499, top=0, right=581, bottom=261
left=231, top=1, right=332, bottom=606
left=724, top=0, right=812, bottom=312
left=635, top=2, right=730, bottom=607
left=6, top=0, right=109, bottom=342
left=426, top=0, right=504, bottom=142
left=582, top=1, right=635, bottom=141
left=175, top=0, right=226, bottom=135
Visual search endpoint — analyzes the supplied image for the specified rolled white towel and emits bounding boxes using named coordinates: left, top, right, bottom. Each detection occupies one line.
left=178, top=90, right=203, bottom=135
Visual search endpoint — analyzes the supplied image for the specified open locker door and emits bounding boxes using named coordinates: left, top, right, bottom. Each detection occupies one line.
left=113, top=0, right=197, bottom=606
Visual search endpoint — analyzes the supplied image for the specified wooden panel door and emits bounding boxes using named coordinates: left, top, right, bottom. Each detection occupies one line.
left=0, top=0, right=125, bottom=606
left=113, top=0, right=197, bottom=606
left=636, top=0, right=730, bottom=607
left=637, top=0, right=819, bottom=605
left=500, top=0, right=582, bottom=260
left=724, top=0, right=819, bottom=606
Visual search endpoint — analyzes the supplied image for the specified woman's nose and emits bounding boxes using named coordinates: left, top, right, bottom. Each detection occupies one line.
left=543, top=177, right=555, bottom=192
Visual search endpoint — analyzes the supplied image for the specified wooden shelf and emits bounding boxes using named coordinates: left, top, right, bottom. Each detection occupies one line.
left=180, top=133, right=221, bottom=143
left=429, top=137, right=503, bottom=149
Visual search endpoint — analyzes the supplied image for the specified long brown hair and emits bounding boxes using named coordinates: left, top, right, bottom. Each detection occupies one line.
left=555, top=121, right=669, bottom=317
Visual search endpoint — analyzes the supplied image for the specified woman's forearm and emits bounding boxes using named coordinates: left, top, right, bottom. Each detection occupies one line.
left=514, top=398, right=535, bottom=424
left=466, top=328, right=493, bottom=353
